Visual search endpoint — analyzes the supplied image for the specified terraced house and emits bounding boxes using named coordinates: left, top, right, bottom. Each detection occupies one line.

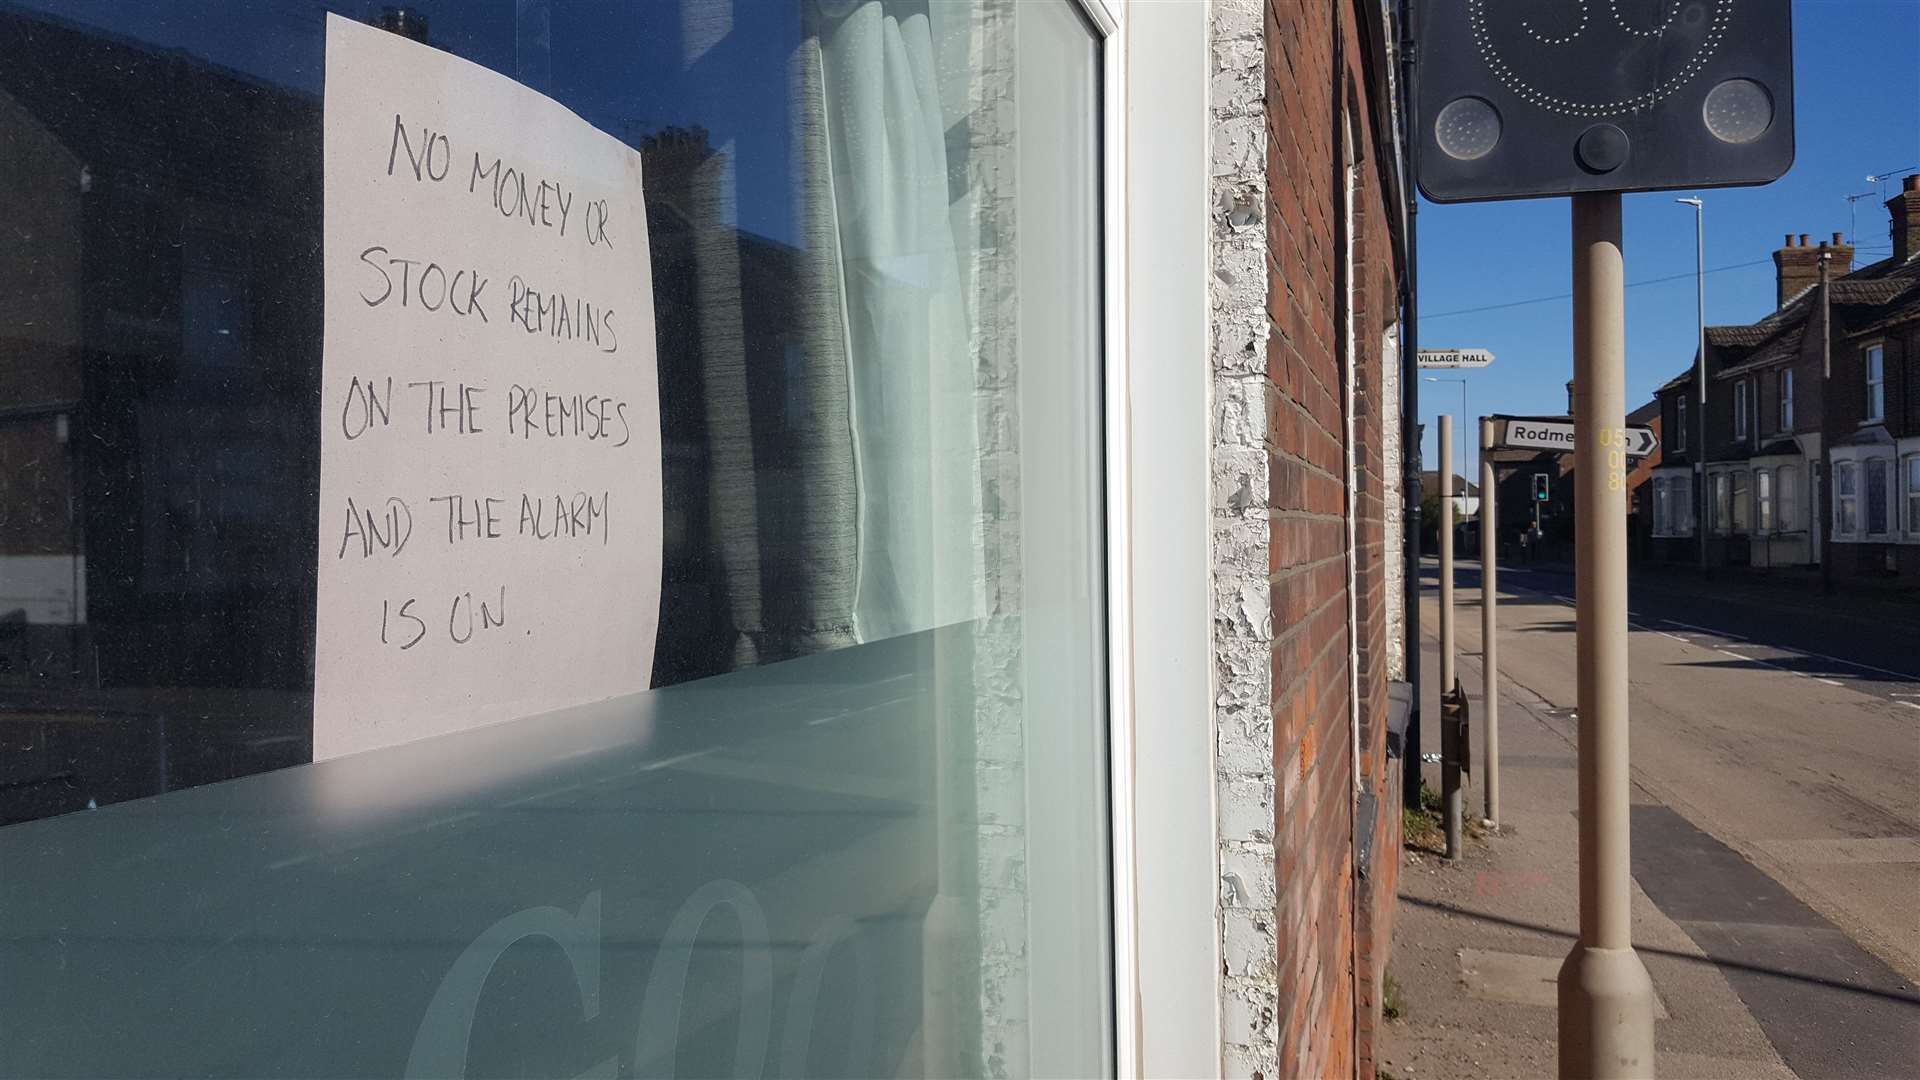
left=1651, top=176, right=1920, bottom=583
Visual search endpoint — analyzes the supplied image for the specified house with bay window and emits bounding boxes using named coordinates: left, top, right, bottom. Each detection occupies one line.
left=1650, top=232, right=1835, bottom=569
left=1650, top=177, right=1920, bottom=583
left=1823, top=176, right=1920, bottom=581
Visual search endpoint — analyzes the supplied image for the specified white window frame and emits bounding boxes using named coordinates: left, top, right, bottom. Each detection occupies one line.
left=1779, top=368, right=1793, bottom=432
left=1866, top=343, right=1885, bottom=422
left=1107, top=3, right=1224, bottom=1074
left=1865, top=457, right=1893, bottom=537
left=1776, top=465, right=1797, bottom=532
left=1906, top=454, right=1920, bottom=538
left=1834, top=460, right=1859, bottom=539
left=1734, top=378, right=1750, bottom=441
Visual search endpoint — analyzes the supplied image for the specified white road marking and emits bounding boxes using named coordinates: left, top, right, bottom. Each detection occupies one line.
left=1653, top=619, right=1920, bottom=685
left=1899, top=701, right=1920, bottom=711
left=1815, top=678, right=1845, bottom=687
left=1662, top=618, right=1750, bottom=642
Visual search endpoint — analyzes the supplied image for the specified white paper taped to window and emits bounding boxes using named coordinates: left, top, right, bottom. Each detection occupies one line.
left=315, top=14, right=661, bottom=761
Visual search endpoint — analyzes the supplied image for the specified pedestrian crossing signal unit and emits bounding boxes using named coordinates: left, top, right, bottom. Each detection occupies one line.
left=1533, top=474, right=1551, bottom=502
left=1412, top=0, right=1795, bottom=203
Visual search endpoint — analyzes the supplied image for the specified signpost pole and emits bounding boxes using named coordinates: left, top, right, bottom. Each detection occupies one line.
left=1480, top=418, right=1499, bottom=827
left=1557, top=192, right=1656, bottom=1079
left=1438, top=414, right=1462, bottom=859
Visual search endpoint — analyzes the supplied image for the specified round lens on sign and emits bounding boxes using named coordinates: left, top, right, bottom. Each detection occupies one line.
left=1435, top=97, right=1501, bottom=160
left=1702, top=78, right=1772, bottom=144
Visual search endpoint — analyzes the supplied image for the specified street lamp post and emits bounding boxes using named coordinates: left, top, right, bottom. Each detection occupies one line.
left=1426, top=376, right=1470, bottom=521
left=1677, top=197, right=1707, bottom=574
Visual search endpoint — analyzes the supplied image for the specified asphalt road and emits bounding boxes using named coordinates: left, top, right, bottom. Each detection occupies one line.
left=1432, top=559, right=1920, bottom=1075
left=1480, top=560, right=1920, bottom=711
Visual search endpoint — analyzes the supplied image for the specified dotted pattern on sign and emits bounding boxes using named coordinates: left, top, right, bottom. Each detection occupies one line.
left=1468, top=0, right=1733, bottom=118
left=1608, top=0, right=1678, bottom=38
left=1523, top=3, right=1587, bottom=45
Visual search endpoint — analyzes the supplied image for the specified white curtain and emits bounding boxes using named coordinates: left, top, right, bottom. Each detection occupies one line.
left=806, top=0, right=984, bottom=643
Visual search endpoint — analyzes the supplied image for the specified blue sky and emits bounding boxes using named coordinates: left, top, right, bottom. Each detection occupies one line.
left=1416, top=0, right=1920, bottom=475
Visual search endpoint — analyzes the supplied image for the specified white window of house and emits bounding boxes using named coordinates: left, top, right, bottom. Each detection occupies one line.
left=1866, top=458, right=1891, bottom=535
left=1679, top=472, right=1695, bottom=534
left=1675, top=396, right=1688, bottom=452
left=1867, top=345, right=1885, bottom=421
left=1734, top=379, right=1749, bottom=440
left=1732, top=470, right=1751, bottom=533
left=1779, top=369, right=1793, bottom=431
left=1907, top=455, right=1920, bottom=536
left=1651, top=477, right=1666, bottom=534
left=1756, top=469, right=1773, bottom=533
left=1713, top=472, right=1732, bottom=535
left=1835, top=461, right=1859, bottom=537
left=1776, top=465, right=1797, bottom=531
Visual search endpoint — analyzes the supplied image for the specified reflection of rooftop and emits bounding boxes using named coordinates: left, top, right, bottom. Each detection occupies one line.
left=0, top=4, right=317, bottom=205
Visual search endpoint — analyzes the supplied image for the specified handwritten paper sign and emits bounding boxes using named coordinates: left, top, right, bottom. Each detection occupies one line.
left=314, top=15, right=661, bottom=760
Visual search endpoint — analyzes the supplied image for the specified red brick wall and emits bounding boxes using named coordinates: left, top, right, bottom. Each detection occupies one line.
left=1265, top=0, right=1404, bottom=1075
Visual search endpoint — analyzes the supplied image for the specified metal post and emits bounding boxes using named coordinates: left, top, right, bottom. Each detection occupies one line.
left=1557, top=192, right=1656, bottom=1079
left=1480, top=418, right=1499, bottom=827
left=1690, top=199, right=1708, bottom=574
left=1819, top=251, right=1835, bottom=596
left=1438, top=414, right=1462, bottom=858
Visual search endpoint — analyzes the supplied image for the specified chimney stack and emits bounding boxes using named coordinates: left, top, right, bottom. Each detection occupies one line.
left=1773, top=232, right=1852, bottom=308
left=1890, top=174, right=1920, bottom=265
left=1774, top=234, right=1820, bottom=308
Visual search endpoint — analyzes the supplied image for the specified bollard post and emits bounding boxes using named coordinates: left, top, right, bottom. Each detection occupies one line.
left=1438, top=415, right=1462, bottom=859
left=1557, top=191, right=1656, bottom=1079
left=1480, top=418, right=1499, bottom=827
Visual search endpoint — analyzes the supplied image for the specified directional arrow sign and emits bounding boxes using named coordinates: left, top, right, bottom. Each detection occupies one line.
left=1492, top=415, right=1657, bottom=458
left=1418, top=347, right=1494, bottom=369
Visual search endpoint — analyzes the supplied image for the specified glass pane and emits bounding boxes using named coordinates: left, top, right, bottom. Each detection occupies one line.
left=0, top=2, right=1109, bottom=1076
left=1867, top=461, right=1889, bottom=534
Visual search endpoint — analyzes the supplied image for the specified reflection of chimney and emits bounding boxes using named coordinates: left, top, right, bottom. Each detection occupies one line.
left=375, top=7, right=429, bottom=42
left=1889, top=175, right=1920, bottom=265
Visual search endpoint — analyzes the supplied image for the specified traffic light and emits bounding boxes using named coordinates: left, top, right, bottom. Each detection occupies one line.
left=1533, top=473, right=1551, bottom=503
left=1413, top=0, right=1795, bottom=203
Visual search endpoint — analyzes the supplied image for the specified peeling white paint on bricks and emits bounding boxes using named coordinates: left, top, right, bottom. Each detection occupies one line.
left=1210, top=0, right=1279, bottom=1077
left=1382, top=322, right=1407, bottom=680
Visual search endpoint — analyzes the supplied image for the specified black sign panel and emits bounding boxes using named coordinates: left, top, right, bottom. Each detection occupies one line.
left=1413, top=0, right=1794, bottom=203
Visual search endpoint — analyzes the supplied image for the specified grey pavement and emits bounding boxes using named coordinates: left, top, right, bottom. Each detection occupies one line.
left=1381, top=564, right=1920, bottom=1080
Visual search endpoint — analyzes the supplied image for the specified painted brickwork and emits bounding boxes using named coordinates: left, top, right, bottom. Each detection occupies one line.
left=1242, top=0, right=1407, bottom=1075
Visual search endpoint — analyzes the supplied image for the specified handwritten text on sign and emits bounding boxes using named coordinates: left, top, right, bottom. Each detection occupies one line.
left=315, top=15, right=662, bottom=760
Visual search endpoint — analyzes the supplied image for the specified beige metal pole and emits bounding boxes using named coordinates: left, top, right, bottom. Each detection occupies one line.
left=1438, top=414, right=1461, bottom=858
left=1557, top=192, right=1656, bottom=1079
left=1480, top=418, right=1499, bottom=826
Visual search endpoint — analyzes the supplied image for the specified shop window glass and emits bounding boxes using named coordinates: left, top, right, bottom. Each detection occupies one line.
left=0, top=3, right=1112, bottom=1077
